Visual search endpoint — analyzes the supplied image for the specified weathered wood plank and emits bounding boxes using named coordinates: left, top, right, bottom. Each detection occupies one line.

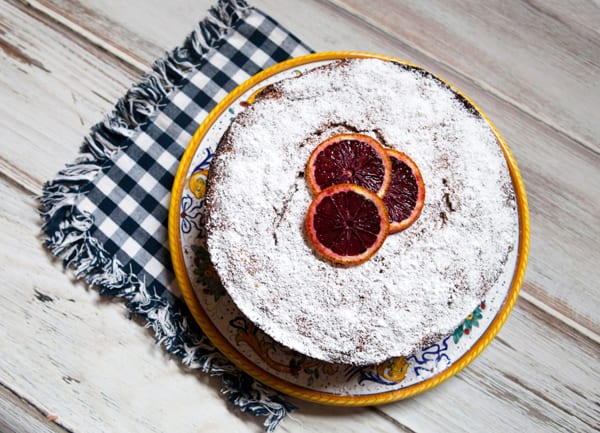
left=331, top=0, right=600, bottom=154
left=16, top=0, right=600, bottom=335
left=0, top=382, right=68, bottom=433
left=0, top=0, right=140, bottom=193
left=528, top=0, right=600, bottom=37
left=22, top=0, right=207, bottom=65
left=38, top=0, right=600, bottom=158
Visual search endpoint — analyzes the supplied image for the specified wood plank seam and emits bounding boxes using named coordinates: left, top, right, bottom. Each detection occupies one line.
left=0, top=380, right=72, bottom=433
left=522, top=0, right=600, bottom=39
left=18, top=0, right=149, bottom=72
left=322, top=0, right=599, bottom=157
left=368, top=407, right=419, bottom=433
left=0, top=158, right=40, bottom=196
left=522, top=279, right=600, bottom=338
left=499, top=371, right=598, bottom=431
left=520, top=290, right=600, bottom=345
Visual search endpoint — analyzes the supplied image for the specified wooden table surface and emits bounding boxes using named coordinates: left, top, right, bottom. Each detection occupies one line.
left=1, top=0, right=599, bottom=432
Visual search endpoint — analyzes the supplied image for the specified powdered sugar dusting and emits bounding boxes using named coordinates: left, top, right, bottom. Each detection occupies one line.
left=205, top=59, right=517, bottom=365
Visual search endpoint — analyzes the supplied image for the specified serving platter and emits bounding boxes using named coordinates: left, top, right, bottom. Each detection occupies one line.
left=168, top=52, right=529, bottom=405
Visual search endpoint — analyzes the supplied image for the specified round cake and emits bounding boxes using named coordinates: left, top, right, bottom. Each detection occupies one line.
left=204, top=58, right=518, bottom=365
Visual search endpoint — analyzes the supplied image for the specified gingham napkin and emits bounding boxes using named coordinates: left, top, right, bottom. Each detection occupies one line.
left=40, top=1, right=311, bottom=430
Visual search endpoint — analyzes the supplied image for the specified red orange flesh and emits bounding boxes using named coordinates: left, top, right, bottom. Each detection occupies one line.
left=306, top=134, right=392, bottom=198
left=382, top=149, right=425, bottom=233
left=305, top=183, right=389, bottom=265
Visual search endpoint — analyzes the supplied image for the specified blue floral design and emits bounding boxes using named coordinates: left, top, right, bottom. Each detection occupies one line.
left=180, top=194, right=204, bottom=234
left=191, top=147, right=214, bottom=174
left=406, top=336, right=452, bottom=377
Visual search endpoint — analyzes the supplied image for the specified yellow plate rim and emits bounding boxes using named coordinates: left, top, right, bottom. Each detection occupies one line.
left=168, top=51, right=530, bottom=406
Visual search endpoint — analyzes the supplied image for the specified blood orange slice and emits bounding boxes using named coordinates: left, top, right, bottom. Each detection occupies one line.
left=383, top=149, right=426, bottom=233
left=306, top=134, right=392, bottom=198
left=306, top=183, right=389, bottom=265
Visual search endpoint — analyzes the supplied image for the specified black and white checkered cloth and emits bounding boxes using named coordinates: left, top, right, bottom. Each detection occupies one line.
left=40, top=1, right=311, bottom=430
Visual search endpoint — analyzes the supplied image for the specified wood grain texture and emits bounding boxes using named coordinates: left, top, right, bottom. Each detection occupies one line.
left=0, top=0, right=140, bottom=192
left=332, top=0, right=600, bottom=154
left=30, top=0, right=600, bottom=336
left=0, top=382, right=68, bottom=433
left=24, top=0, right=206, bottom=65
left=538, top=0, right=600, bottom=36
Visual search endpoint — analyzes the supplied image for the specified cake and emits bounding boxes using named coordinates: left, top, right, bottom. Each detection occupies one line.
left=204, top=58, right=517, bottom=366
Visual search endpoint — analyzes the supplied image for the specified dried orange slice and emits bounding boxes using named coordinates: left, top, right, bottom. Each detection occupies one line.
left=306, top=183, right=389, bottom=265
left=383, top=149, right=426, bottom=233
left=306, top=134, right=392, bottom=198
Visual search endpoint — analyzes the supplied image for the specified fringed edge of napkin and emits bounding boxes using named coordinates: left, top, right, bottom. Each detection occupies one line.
left=38, top=0, right=296, bottom=430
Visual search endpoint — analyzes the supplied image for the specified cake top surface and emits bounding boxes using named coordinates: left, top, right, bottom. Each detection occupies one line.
left=205, top=58, right=518, bottom=365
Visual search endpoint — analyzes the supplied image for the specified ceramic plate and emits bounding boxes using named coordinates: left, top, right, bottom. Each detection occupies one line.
left=168, top=52, right=529, bottom=405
